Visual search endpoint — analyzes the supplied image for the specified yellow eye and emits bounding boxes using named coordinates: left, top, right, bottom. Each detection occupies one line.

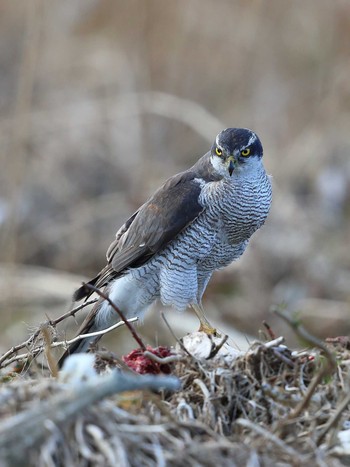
left=241, top=148, right=251, bottom=157
left=215, top=147, right=223, bottom=156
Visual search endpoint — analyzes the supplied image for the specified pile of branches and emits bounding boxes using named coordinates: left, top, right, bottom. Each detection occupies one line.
left=1, top=300, right=350, bottom=466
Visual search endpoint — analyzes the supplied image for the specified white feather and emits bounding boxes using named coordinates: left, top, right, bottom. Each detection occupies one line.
left=95, top=273, right=151, bottom=330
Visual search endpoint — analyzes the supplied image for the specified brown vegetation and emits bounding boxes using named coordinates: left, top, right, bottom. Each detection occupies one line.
left=0, top=318, right=349, bottom=466
left=1, top=1, right=350, bottom=350
left=1, top=1, right=350, bottom=464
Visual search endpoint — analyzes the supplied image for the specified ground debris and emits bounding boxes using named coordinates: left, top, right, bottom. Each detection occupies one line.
left=0, top=337, right=349, bottom=466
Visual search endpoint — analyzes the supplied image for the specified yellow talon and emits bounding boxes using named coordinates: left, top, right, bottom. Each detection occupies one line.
left=198, top=322, right=219, bottom=336
left=192, top=304, right=219, bottom=337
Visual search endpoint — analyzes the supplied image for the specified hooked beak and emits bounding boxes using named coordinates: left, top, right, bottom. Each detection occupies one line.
left=227, top=156, right=236, bottom=176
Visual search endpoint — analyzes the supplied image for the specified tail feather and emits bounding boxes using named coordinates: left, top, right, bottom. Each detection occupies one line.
left=58, top=300, right=102, bottom=368
left=73, top=276, right=100, bottom=302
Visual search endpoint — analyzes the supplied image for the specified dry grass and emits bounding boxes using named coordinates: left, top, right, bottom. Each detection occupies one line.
left=1, top=3, right=350, bottom=463
left=1, top=1, right=350, bottom=345
left=1, top=319, right=350, bottom=466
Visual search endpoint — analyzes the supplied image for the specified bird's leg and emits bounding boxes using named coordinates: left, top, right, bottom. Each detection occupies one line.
left=192, top=304, right=218, bottom=336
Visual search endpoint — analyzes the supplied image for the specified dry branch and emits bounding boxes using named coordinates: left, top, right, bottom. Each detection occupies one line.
left=273, top=306, right=337, bottom=420
left=1, top=318, right=138, bottom=369
left=236, top=418, right=306, bottom=463
left=0, top=298, right=97, bottom=368
left=0, top=367, right=180, bottom=465
left=0, top=334, right=349, bottom=465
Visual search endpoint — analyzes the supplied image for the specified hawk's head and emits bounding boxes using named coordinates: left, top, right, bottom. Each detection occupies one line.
left=210, top=128, right=263, bottom=177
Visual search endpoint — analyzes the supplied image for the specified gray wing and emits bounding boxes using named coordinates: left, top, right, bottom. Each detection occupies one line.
left=73, top=170, right=204, bottom=301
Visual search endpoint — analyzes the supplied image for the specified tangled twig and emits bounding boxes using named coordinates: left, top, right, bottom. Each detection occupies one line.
left=1, top=318, right=139, bottom=369
left=273, top=306, right=337, bottom=420
left=0, top=298, right=97, bottom=369
left=0, top=368, right=180, bottom=465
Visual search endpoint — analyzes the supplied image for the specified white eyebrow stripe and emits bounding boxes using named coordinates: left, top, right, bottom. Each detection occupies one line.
left=247, top=132, right=257, bottom=147
left=215, top=133, right=224, bottom=150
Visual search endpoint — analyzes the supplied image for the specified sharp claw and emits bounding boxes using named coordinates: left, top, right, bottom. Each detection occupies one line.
left=192, top=304, right=220, bottom=337
left=198, top=323, right=220, bottom=337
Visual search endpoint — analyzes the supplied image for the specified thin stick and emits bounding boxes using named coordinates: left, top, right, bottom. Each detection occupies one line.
left=317, top=391, right=350, bottom=445
left=143, top=351, right=183, bottom=365
left=2, top=318, right=138, bottom=368
left=0, top=299, right=97, bottom=367
left=0, top=369, right=180, bottom=466
left=59, top=318, right=138, bottom=348
left=160, top=312, right=192, bottom=356
left=273, top=306, right=336, bottom=365
left=83, top=283, right=147, bottom=351
left=207, top=334, right=228, bottom=360
left=263, top=321, right=277, bottom=340
left=48, top=298, right=98, bottom=326
left=273, top=306, right=337, bottom=419
left=236, top=418, right=306, bottom=463
left=263, top=336, right=285, bottom=348
left=41, top=324, right=58, bottom=377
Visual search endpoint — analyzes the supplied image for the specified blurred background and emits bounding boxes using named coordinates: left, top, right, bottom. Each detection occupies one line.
left=1, top=0, right=350, bottom=355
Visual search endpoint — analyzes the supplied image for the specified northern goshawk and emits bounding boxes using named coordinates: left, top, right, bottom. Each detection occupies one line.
left=59, top=128, right=272, bottom=363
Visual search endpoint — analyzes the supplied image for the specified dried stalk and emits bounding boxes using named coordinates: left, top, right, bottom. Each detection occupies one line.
left=273, top=306, right=337, bottom=419
left=41, top=324, right=58, bottom=377
left=0, top=369, right=180, bottom=465
left=0, top=298, right=97, bottom=368
left=317, top=391, right=350, bottom=445
left=142, top=351, right=183, bottom=365
left=236, top=418, right=306, bottom=463
left=1, top=317, right=138, bottom=369
left=161, top=312, right=192, bottom=357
